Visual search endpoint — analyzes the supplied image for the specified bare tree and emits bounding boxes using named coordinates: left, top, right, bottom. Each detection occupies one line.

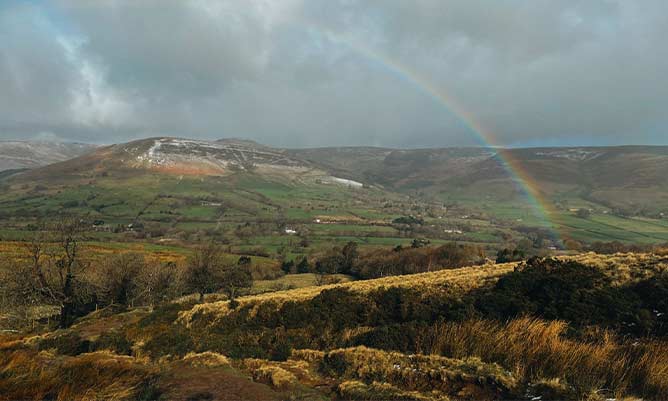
left=183, top=245, right=253, bottom=305
left=23, top=218, right=93, bottom=328
left=183, top=243, right=227, bottom=303
left=223, top=256, right=253, bottom=308
left=98, top=253, right=144, bottom=308
left=138, top=261, right=181, bottom=307
left=0, top=259, right=41, bottom=330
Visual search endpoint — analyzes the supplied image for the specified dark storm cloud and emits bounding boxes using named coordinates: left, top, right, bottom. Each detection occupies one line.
left=0, top=0, right=666, bottom=147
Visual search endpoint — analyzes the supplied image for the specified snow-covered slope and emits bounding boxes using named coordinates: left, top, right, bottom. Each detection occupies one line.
left=119, top=137, right=309, bottom=175
left=0, top=141, right=96, bottom=171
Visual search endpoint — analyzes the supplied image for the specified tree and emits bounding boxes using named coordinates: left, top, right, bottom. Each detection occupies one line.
left=97, top=255, right=180, bottom=309
left=138, top=261, right=181, bottom=307
left=496, top=248, right=525, bottom=263
left=314, top=261, right=327, bottom=286
left=280, top=259, right=295, bottom=274
left=564, top=239, right=583, bottom=251
left=411, top=238, right=430, bottom=248
left=221, top=257, right=253, bottom=308
left=184, top=243, right=227, bottom=302
left=296, top=257, right=311, bottom=274
left=23, top=218, right=94, bottom=328
left=516, top=238, right=533, bottom=253
left=340, top=241, right=359, bottom=274
left=183, top=245, right=253, bottom=305
left=576, top=208, right=591, bottom=219
left=0, top=259, right=41, bottom=329
left=98, top=253, right=144, bottom=307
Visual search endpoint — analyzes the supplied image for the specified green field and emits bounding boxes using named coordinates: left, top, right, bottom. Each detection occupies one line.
left=1, top=165, right=667, bottom=257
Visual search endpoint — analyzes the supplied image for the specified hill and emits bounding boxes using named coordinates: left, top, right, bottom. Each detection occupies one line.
left=292, top=145, right=668, bottom=244
left=0, top=141, right=96, bottom=172
left=292, top=145, right=668, bottom=213
left=0, top=137, right=409, bottom=254
left=16, top=137, right=314, bottom=181
left=2, top=137, right=668, bottom=247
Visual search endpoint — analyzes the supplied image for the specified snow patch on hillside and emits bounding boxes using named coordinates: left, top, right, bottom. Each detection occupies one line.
left=131, top=137, right=308, bottom=173
left=329, top=177, right=364, bottom=187
left=534, top=149, right=602, bottom=161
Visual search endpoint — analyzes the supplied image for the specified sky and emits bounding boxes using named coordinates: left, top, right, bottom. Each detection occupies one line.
left=0, top=0, right=667, bottom=148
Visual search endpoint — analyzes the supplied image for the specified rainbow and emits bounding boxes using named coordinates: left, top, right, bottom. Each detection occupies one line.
left=309, top=26, right=562, bottom=243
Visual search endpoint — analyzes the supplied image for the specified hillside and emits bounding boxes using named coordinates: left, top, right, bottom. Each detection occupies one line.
left=0, top=137, right=411, bottom=254
left=16, top=137, right=315, bottom=181
left=0, top=141, right=96, bottom=172
left=2, top=138, right=668, bottom=247
left=293, top=145, right=668, bottom=212
left=11, top=139, right=668, bottom=213
left=1, top=253, right=667, bottom=400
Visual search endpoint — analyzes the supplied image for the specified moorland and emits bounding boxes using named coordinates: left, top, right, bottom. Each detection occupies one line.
left=1, top=138, right=667, bottom=400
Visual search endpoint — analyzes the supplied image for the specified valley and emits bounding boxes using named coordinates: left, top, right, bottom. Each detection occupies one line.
left=1, top=138, right=668, bottom=401
left=3, top=3, right=668, bottom=399
left=1, top=138, right=667, bottom=254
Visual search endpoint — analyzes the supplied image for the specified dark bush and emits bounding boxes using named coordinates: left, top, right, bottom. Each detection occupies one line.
left=38, top=332, right=91, bottom=356
left=142, top=324, right=194, bottom=358
left=91, top=330, right=133, bottom=355
left=496, top=248, right=525, bottom=263
left=474, top=257, right=668, bottom=336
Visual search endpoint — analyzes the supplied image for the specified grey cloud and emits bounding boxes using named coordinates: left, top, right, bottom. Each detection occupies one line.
left=0, top=0, right=666, bottom=147
left=0, top=4, right=80, bottom=132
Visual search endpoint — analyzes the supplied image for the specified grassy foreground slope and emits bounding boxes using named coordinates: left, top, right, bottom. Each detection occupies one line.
left=1, top=252, right=667, bottom=400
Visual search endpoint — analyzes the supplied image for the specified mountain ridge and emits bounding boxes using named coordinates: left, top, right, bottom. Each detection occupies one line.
left=6, top=137, right=668, bottom=214
left=0, top=140, right=97, bottom=172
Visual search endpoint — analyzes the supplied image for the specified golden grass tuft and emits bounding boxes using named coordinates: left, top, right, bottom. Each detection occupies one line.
left=243, top=359, right=298, bottom=389
left=0, top=349, right=156, bottom=401
left=415, top=317, right=668, bottom=399
left=290, top=349, right=325, bottom=363
left=320, top=346, right=516, bottom=399
left=338, top=380, right=448, bottom=401
left=564, top=252, right=668, bottom=284
left=182, top=351, right=230, bottom=367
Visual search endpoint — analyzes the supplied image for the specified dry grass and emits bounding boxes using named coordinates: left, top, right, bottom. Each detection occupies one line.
left=0, top=241, right=186, bottom=265
left=0, top=349, right=156, bottom=401
left=337, top=380, right=449, bottom=401
left=251, top=365, right=298, bottom=389
left=415, top=317, right=668, bottom=399
left=315, top=346, right=516, bottom=399
left=179, top=252, right=668, bottom=327
left=564, top=252, right=668, bottom=284
left=182, top=351, right=230, bottom=367
left=179, top=262, right=519, bottom=325
left=242, top=359, right=300, bottom=389
left=290, top=349, right=325, bottom=363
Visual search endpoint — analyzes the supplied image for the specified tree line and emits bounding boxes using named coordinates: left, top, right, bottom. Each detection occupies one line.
left=281, top=241, right=486, bottom=279
left=0, top=219, right=253, bottom=330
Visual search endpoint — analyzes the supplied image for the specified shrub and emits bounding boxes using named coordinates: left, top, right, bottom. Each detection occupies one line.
left=322, top=346, right=517, bottom=399
left=250, top=365, right=298, bottom=389
left=37, top=332, right=91, bottom=356
left=142, top=324, right=193, bottom=358
left=475, top=257, right=666, bottom=336
left=337, top=380, right=441, bottom=401
left=91, top=330, right=133, bottom=355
